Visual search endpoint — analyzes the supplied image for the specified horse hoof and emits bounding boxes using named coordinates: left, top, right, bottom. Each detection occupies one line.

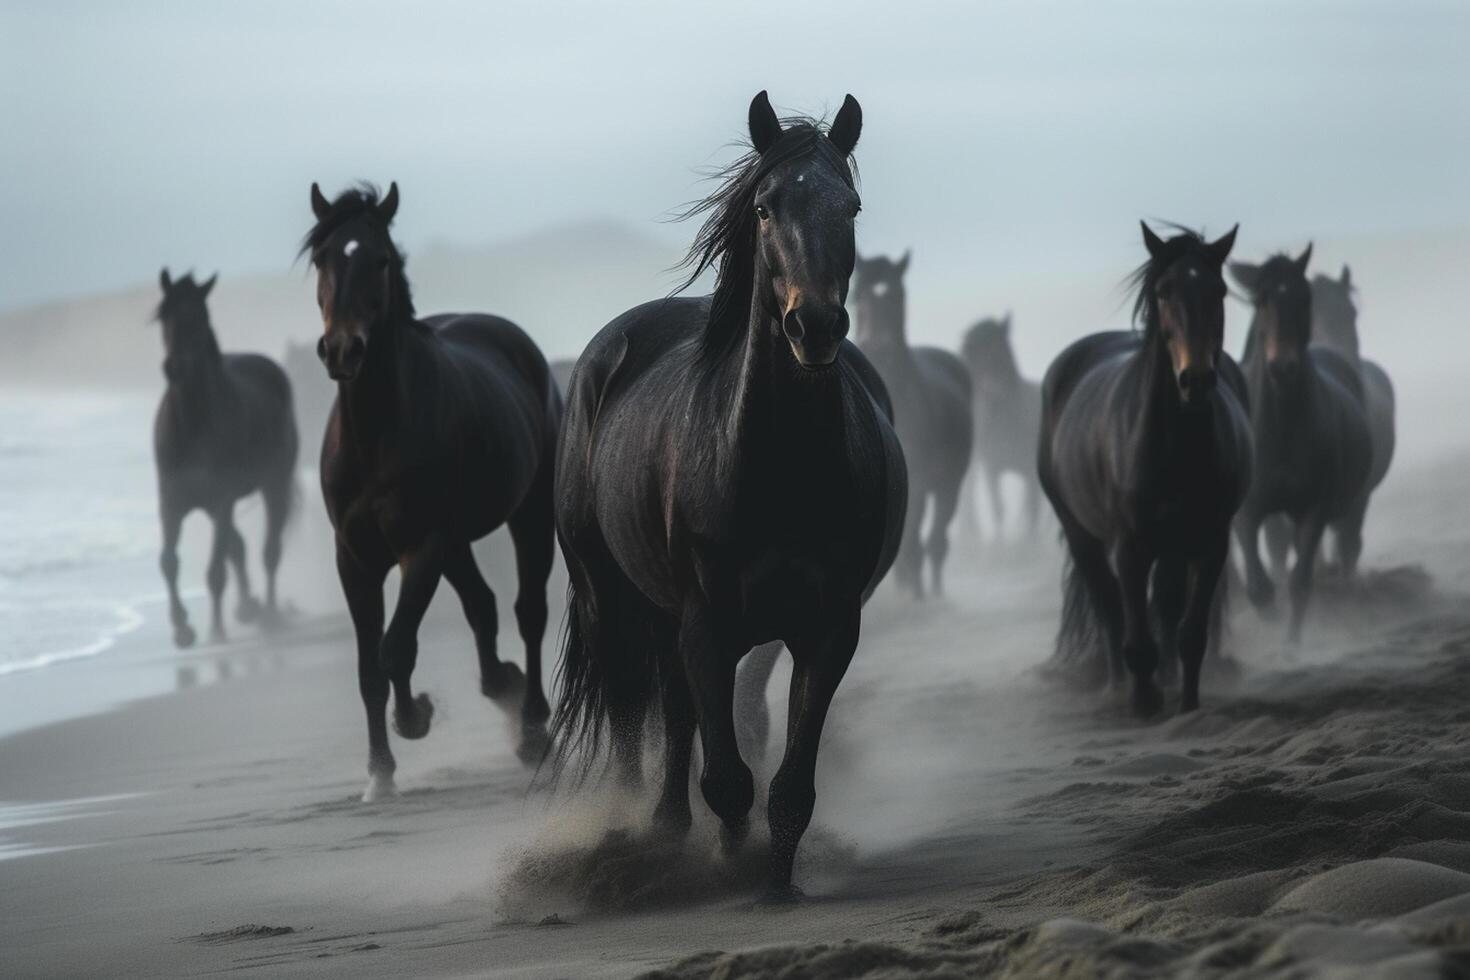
left=515, top=722, right=553, bottom=768
left=173, top=624, right=197, bottom=649
left=235, top=596, right=263, bottom=624
left=481, top=662, right=527, bottom=704
left=393, top=693, right=435, bottom=740
left=362, top=772, right=398, bottom=803
left=758, top=883, right=805, bottom=906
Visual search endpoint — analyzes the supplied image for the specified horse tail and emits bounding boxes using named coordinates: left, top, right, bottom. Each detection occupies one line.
left=549, top=569, right=657, bottom=784
left=1045, top=549, right=1109, bottom=688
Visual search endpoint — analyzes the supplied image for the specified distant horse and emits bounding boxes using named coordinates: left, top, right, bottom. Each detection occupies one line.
left=153, top=270, right=298, bottom=648
left=553, top=92, right=905, bottom=899
left=852, top=252, right=972, bottom=596
left=960, top=314, right=1042, bottom=539
left=1311, top=265, right=1395, bottom=569
left=302, top=182, right=561, bottom=801
left=1231, top=247, right=1373, bottom=642
left=1039, top=224, right=1251, bottom=714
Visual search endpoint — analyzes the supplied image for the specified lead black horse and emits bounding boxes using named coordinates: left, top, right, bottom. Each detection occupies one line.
left=1231, top=247, right=1373, bottom=642
left=303, top=183, right=561, bottom=802
left=153, top=271, right=298, bottom=648
left=553, top=92, right=906, bottom=898
left=852, top=252, right=973, bottom=596
left=1040, top=224, right=1251, bottom=715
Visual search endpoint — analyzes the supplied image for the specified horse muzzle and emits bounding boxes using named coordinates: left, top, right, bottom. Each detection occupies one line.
left=319, top=333, right=366, bottom=382
left=784, top=306, right=847, bottom=370
left=1177, top=366, right=1217, bottom=407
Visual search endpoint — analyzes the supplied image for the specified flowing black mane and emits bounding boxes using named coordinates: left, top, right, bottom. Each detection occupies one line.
left=298, top=182, right=415, bottom=317
left=675, top=117, right=856, bottom=364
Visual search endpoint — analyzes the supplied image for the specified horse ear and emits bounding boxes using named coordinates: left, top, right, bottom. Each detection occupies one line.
left=1228, top=261, right=1260, bottom=293
left=200, top=273, right=218, bottom=298
left=1295, top=242, right=1313, bottom=275
left=828, top=94, right=863, bottom=156
left=310, top=182, right=330, bottom=220
left=159, top=268, right=172, bottom=293
left=1341, top=264, right=1353, bottom=289
left=1208, top=224, right=1239, bottom=265
left=1141, top=221, right=1166, bottom=259
left=897, top=249, right=911, bottom=276
left=377, top=182, right=399, bottom=224
left=748, top=90, right=783, bottom=155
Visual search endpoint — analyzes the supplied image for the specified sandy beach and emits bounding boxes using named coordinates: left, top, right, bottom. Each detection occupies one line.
left=2, top=447, right=1468, bottom=978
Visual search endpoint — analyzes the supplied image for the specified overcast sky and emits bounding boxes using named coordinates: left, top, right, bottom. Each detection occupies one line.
left=3, top=0, right=1467, bottom=312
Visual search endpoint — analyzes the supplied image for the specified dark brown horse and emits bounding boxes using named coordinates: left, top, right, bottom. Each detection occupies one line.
left=1231, top=247, right=1373, bottom=642
left=153, top=271, right=298, bottom=648
left=553, top=93, right=905, bottom=899
left=303, top=182, right=561, bottom=802
left=1039, top=224, right=1251, bottom=714
left=852, top=252, right=973, bottom=596
left=960, top=313, right=1042, bottom=539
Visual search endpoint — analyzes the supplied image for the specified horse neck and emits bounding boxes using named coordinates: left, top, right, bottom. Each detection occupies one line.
left=1316, top=317, right=1362, bottom=368
left=165, top=333, right=228, bottom=420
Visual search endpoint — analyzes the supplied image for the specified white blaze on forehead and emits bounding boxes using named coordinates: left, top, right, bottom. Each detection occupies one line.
left=344, top=240, right=359, bottom=257
left=796, top=172, right=806, bottom=182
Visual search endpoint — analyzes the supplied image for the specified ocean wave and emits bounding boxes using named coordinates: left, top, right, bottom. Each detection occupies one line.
left=0, top=598, right=148, bottom=678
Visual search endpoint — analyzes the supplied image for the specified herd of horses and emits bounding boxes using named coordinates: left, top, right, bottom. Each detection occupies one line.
left=148, top=91, right=1394, bottom=899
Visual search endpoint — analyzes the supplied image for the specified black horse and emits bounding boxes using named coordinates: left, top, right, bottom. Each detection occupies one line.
left=554, top=92, right=905, bottom=898
left=1311, top=264, right=1395, bottom=570
left=1039, top=224, right=1251, bottom=714
left=851, top=252, right=972, bottom=596
left=153, top=271, right=298, bottom=648
left=1231, top=246, right=1373, bottom=642
left=303, top=182, right=561, bottom=802
left=960, top=314, right=1042, bottom=539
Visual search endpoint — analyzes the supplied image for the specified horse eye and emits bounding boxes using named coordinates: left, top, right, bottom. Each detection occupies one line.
left=755, top=204, right=770, bottom=221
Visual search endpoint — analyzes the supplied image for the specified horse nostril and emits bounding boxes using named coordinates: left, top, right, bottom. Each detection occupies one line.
left=316, top=336, right=329, bottom=364
left=783, top=310, right=806, bottom=342
left=345, top=336, right=366, bottom=363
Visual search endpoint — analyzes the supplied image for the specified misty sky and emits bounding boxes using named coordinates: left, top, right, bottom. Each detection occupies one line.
left=3, top=0, right=1467, bottom=313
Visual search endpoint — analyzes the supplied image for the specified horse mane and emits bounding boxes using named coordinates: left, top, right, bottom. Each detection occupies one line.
left=673, top=117, right=857, bottom=367
left=1125, top=224, right=1213, bottom=337
left=298, top=182, right=416, bottom=317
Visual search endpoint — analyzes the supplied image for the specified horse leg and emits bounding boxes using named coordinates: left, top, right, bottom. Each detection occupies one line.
left=734, top=641, right=782, bottom=764
left=766, top=606, right=859, bottom=900
left=1287, top=513, right=1329, bottom=645
left=337, top=541, right=394, bottom=801
left=1025, top=473, right=1044, bottom=538
left=159, top=502, right=195, bottom=648
left=205, top=508, right=231, bottom=643
left=680, top=600, right=752, bottom=853
left=957, top=465, right=982, bottom=547
left=986, top=466, right=1005, bottom=541
left=652, top=624, right=696, bottom=838
left=507, top=486, right=556, bottom=758
left=380, top=538, right=444, bottom=740
left=218, top=506, right=261, bottom=626
left=1178, top=541, right=1227, bottom=712
left=1334, top=495, right=1368, bottom=579
left=1151, top=557, right=1185, bottom=686
left=925, top=478, right=962, bottom=598
left=1263, top=515, right=1292, bottom=578
left=1233, top=507, right=1276, bottom=612
left=259, top=477, right=291, bottom=625
left=1113, top=542, right=1162, bottom=717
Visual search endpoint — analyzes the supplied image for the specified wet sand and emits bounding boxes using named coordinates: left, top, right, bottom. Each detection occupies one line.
left=4, top=455, right=1470, bottom=978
